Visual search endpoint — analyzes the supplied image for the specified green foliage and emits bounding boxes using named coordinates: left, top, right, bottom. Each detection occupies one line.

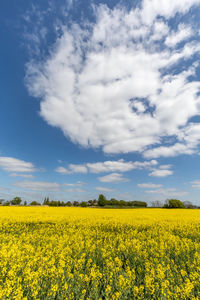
left=131, top=201, right=147, bottom=207
left=43, top=197, right=50, bottom=205
left=11, top=197, right=22, bottom=205
left=0, top=195, right=148, bottom=208
left=80, top=201, right=88, bottom=207
left=164, top=199, right=185, bottom=208
left=30, top=201, right=41, bottom=206
left=88, top=200, right=97, bottom=206
left=109, top=198, right=119, bottom=206
left=98, top=194, right=107, bottom=206
left=0, top=199, right=5, bottom=205
left=105, top=199, right=147, bottom=207
left=2, top=201, right=10, bottom=206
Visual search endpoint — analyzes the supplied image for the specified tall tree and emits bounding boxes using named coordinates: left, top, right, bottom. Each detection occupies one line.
left=98, top=194, right=107, bottom=206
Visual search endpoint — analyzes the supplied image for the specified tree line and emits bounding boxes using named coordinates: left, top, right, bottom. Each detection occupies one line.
left=0, top=195, right=147, bottom=208
left=151, top=199, right=198, bottom=209
left=0, top=195, right=197, bottom=208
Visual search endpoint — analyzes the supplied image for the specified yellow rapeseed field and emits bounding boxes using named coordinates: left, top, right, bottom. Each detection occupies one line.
left=0, top=207, right=200, bottom=299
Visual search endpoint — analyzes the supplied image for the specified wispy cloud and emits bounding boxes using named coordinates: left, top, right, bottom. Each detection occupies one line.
left=55, top=166, right=69, bottom=174
left=56, top=164, right=87, bottom=174
left=13, top=180, right=86, bottom=192
left=0, top=157, right=36, bottom=173
left=191, top=180, right=200, bottom=188
left=63, top=181, right=85, bottom=187
left=149, top=169, right=173, bottom=177
left=98, top=173, right=129, bottom=183
left=87, top=159, right=157, bottom=173
left=56, top=159, right=157, bottom=174
left=10, top=173, right=35, bottom=178
left=145, top=188, right=187, bottom=197
left=138, top=183, right=163, bottom=188
left=165, top=24, right=192, bottom=48
left=148, top=164, right=173, bottom=177
left=13, top=181, right=60, bottom=191
left=65, top=188, right=86, bottom=193
left=95, top=187, right=115, bottom=192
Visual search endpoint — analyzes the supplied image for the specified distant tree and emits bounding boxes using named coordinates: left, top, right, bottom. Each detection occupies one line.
left=48, top=200, right=59, bottom=207
left=30, top=201, right=41, bottom=206
left=88, top=200, right=94, bottom=206
left=98, top=194, right=107, bottom=207
left=88, top=199, right=98, bottom=206
left=24, top=201, right=27, bottom=206
left=43, top=197, right=50, bottom=205
left=80, top=201, right=88, bottom=207
left=93, top=199, right=98, bottom=206
left=183, top=201, right=195, bottom=209
left=131, top=201, right=147, bottom=207
left=66, top=201, right=72, bottom=207
left=151, top=200, right=163, bottom=208
left=73, top=201, right=79, bottom=207
left=3, top=201, right=10, bottom=206
left=0, top=199, right=5, bottom=205
left=119, top=200, right=127, bottom=207
left=109, top=198, right=119, bottom=206
left=11, top=197, right=22, bottom=205
left=164, top=199, right=185, bottom=208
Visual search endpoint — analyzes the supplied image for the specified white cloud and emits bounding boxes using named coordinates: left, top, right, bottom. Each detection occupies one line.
left=140, top=0, right=200, bottom=25
left=144, top=123, right=200, bottom=158
left=65, top=188, right=86, bottom=193
left=13, top=181, right=60, bottom=191
left=131, top=160, right=158, bottom=169
left=165, top=24, right=192, bottom=47
left=159, top=164, right=172, bottom=170
left=13, top=179, right=87, bottom=193
left=26, top=1, right=200, bottom=157
left=87, top=160, right=135, bottom=173
left=0, top=157, right=36, bottom=173
left=55, top=166, right=69, bottom=174
left=145, top=188, right=187, bottom=197
left=55, top=164, right=87, bottom=174
left=138, top=183, right=163, bottom=188
left=63, top=181, right=85, bottom=186
left=87, top=159, right=157, bottom=173
left=10, top=173, right=35, bottom=178
left=69, top=164, right=88, bottom=174
left=95, top=186, right=115, bottom=192
left=149, top=169, right=173, bottom=177
left=62, top=181, right=86, bottom=187
left=98, top=173, right=129, bottom=183
left=191, top=180, right=200, bottom=188
left=56, top=159, right=158, bottom=174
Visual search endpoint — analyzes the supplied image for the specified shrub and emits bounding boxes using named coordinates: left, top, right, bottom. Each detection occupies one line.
left=30, top=201, right=41, bottom=206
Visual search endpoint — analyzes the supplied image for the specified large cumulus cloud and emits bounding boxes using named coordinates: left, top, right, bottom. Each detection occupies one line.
left=26, top=0, right=200, bottom=157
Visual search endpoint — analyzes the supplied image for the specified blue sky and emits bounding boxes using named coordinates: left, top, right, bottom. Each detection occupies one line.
left=1, top=0, right=200, bottom=205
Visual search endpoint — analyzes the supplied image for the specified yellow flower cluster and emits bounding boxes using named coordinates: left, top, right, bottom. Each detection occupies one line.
left=0, top=207, right=200, bottom=299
